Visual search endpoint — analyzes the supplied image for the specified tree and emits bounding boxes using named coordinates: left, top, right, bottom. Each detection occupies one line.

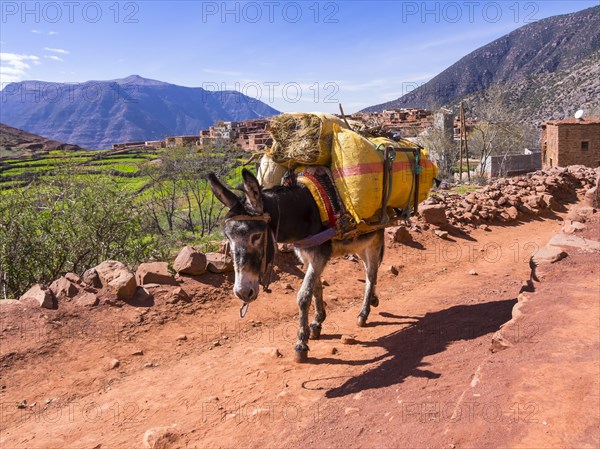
left=142, top=142, right=241, bottom=236
left=467, top=85, right=537, bottom=177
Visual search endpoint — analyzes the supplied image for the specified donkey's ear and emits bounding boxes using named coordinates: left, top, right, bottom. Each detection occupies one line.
left=241, top=168, right=263, bottom=213
left=208, top=173, right=240, bottom=209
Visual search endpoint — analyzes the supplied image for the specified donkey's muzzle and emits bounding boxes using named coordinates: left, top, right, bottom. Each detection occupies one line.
left=234, top=285, right=258, bottom=303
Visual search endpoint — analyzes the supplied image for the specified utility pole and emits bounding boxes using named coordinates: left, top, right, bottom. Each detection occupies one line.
left=458, top=103, right=463, bottom=182
left=460, top=102, right=471, bottom=181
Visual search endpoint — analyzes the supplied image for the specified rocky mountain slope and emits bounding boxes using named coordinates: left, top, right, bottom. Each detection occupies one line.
left=0, top=123, right=83, bottom=157
left=0, top=75, right=279, bottom=149
left=362, top=5, right=600, bottom=121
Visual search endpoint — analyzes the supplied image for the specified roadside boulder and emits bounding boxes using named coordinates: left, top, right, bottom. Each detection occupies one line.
left=583, top=178, right=599, bottom=208
left=49, top=276, right=79, bottom=301
left=82, top=268, right=101, bottom=288
left=75, top=292, right=99, bottom=307
left=136, top=262, right=177, bottom=286
left=19, top=284, right=54, bottom=309
left=387, top=225, right=412, bottom=243
left=418, top=204, right=448, bottom=226
left=65, top=272, right=82, bottom=284
left=505, top=206, right=519, bottom=221
left=206, top=253, right=234, bottom=273
left=94, top=260, right=136, bottom=301
left=173, top=246, right=207, bottom=275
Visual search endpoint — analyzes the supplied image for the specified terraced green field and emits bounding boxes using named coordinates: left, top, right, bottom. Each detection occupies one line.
left=0, top=148, right=158, bottom=191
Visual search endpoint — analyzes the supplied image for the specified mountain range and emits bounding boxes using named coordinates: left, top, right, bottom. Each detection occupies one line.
left=0, top=75, right=279, bottom=149
left=362, top=5, right=600, bottom=121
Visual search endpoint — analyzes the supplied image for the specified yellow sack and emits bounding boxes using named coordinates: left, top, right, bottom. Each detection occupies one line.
left=331, top=127, right=438, bottom=223
left=269, top=113, right=348, bottom=166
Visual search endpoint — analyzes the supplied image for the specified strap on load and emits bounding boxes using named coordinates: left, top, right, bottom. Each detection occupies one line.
left=378, top=145, right=423, bottom=219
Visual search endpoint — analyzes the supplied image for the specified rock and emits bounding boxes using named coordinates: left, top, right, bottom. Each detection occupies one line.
left=75, top=292, right=99, bottom=307
left=540, top=194, right=556, bottom=210
left=206, top=253, right=234, bottom=273
left=109, top=359, right=120, bottom=369
left=0, top=299, right=22, bottom=306
left=548, top=233, right=600, bottom=251
left=49, top=277, right=79, bottom=301
left=95, top=260, right=136, bottom=301
left=389, top=226, right=412, bottom=243
left=341, top=335, right=357, bottom=345
left=584, top=183, right=599, bottom=208
left=142, top=425, right=178, bottom=448
left=19, top=284, right=54, bottom=309
left=331, top=347, right=339, bottom=355
left=64, top=272, right=82, bottom=284
left=132, top=350, right=144, bottom=356
left=468, top=269, right=478, bottom=276
left=418, top=204, right=448, bottom=225
left=490, top=330, right=513, bottom=353
left=389, top=265, right=399, bottom=276
left=167, top=287, right=190, bottom=304
left=532, top=245, right=568, bottom=265
left=173, top=246, right=207, bottom=275
left=506, top=206, right=519, bottom=221
left=136, top=262, right=177, bottom=286
left=562, top=221, right=586, bottom=234
left=82, top=268, right=101, bottom=288
left=345, top=407, right=360, bottom=415
left=434, top=230, right=449, bottom=239
left=285, top=283, right=294, bottom=290
left=176, top=335, right=187, bottom=341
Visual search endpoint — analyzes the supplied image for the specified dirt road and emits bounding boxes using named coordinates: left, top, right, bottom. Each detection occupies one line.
left=1, top=206, right=598, bottom=448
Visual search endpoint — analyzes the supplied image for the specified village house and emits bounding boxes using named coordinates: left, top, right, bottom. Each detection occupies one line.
left=541, top=118, right=600, bottom=168
left=164, top=135, right=199, bottom=148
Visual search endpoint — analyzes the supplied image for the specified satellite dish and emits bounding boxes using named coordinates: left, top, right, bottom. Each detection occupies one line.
left=575, top=109, right=584, bottom=119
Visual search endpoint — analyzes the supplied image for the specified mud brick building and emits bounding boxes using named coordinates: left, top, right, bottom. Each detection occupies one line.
left=541, top=118, right=600, bottom=168
left=164, top=135, right=198, bottom=148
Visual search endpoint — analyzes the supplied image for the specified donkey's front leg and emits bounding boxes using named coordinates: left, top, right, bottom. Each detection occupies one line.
left=295, top=261, right=325, bottom=363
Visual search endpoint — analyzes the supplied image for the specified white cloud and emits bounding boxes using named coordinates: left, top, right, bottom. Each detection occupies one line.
left=48, top=31, right=58, bottom=35
left=44, top=47, right=70, bottom=54
left=44, top=55, right=64, bottom=62
left=0, top=53, right=40, bottom=84
left=31, top=29, right=42, bottom=34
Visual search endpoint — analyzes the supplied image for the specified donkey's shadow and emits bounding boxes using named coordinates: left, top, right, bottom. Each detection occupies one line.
left=302, top=299, right=516, bottom=397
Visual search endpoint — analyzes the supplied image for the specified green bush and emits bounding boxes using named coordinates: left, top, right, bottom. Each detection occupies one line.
left=0, top=174, right=158, bottom=298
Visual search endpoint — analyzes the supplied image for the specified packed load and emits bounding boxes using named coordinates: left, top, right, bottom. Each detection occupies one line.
left=259, top=112, right=438, bottom=233
left=332, top=128, right=438, bottom=223
left=268, top=113, right=348, bottom=166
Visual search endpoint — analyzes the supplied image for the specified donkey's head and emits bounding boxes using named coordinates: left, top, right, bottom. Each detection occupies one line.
left=208, top=169, right=275, bottom=304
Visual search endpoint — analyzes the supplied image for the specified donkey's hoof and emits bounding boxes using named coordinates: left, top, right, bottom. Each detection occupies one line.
left=371, top=295, right=379, bottom=307
left=294, top=350, right=309, bottom=363
left=309, top=325, right=321, bottom=340
left=357, top=315, right=368, bottom=327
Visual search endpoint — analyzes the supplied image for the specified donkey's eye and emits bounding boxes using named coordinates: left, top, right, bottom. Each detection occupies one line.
left=250, top=233, right=262, bottom=245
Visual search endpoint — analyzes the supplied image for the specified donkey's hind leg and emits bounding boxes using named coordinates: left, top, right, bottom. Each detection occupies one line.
left=309, top=278, right=326, bottom=340
left=356, top=230, right=384, bottom=327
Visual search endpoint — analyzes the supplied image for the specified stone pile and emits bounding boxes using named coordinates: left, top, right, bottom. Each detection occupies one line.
left=419, top=165, right=598, bottom=230
left=11, top=245, right=234, bottom=310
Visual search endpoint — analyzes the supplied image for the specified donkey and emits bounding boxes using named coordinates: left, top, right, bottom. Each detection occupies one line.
left=209, top=169, right=384, bottom=362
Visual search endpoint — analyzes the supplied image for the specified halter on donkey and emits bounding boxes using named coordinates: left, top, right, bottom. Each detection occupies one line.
left=209, top=169, right=384, bottom=363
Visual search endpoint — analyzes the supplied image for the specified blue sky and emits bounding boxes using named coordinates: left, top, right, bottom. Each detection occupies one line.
left=1, top=0, right=598, bottom=113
